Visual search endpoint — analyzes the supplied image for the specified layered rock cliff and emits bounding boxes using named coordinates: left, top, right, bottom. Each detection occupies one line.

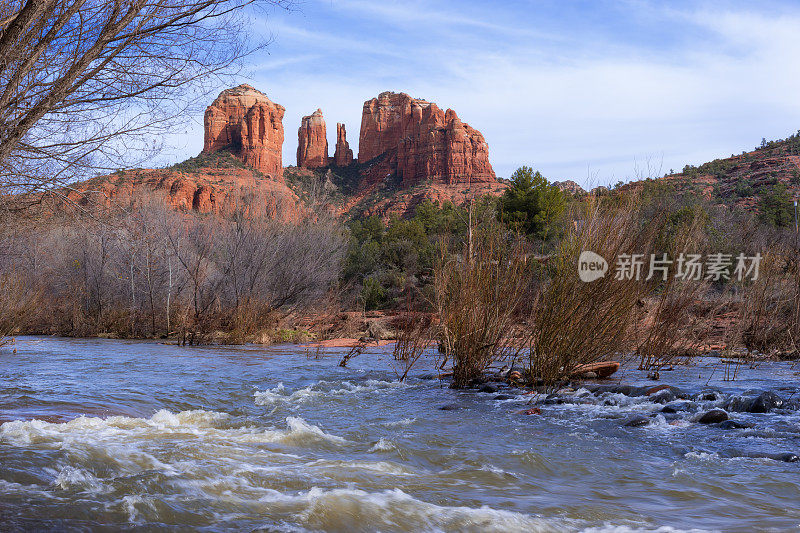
left=358, top=91, right=495, bottom=186
left=203, top=84, right=285, bottom=176
left=333, top=123, right=354, bottom=167
left=297, top=109, right=329, bottom=169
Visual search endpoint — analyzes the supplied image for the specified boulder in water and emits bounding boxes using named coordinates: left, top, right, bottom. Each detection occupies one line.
left=698, top=409, right=729, bottom=424
left=646, top=384, right=672, bottom=395
left=648, top=389, right=677, bottom=404
left=494, top=394, right=516, bottom=401
left=719, top=420, right=754, bottom=430
left=750, top=391, right=784, bottom=413
left=725, top=391, right=785, bottom=413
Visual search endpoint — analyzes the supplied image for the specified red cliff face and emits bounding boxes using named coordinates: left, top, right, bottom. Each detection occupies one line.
left=297, top=109, right=329, bottom=169
left=60, top=167, right=303, bottom=223
left=203, top=84, right=285, bottom=177
left=358, top=91, right=495, bottom=186
left=333, top=123, right=354, bottom=166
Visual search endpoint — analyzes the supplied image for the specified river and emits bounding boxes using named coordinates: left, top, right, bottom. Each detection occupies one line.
left=1, top=337, right=799, bottom=532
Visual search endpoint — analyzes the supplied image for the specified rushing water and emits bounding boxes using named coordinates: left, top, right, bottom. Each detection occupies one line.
left=1, top=337, right=800, bottom=532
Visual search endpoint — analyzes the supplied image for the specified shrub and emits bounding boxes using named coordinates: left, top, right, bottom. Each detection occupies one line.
left=361, top=277, right=387, bottom=311
left=758, top=184, right=794, bottom=227
left=434, top=222, right=530, bottom=388
left=529, top=196, right=659, bottom=386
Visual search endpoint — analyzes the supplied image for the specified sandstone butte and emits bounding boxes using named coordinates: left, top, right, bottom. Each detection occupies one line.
left=333, top=123, right=354, bottom=166
left=296, top=109, right=329, bottom=169
left=203, top=84, right=285, bottom=176
left=358, top=91, right=496, bottom=187
left=32, top=85, right=506, bottom=221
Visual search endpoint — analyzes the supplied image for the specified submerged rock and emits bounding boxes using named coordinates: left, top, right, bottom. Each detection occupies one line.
left=719, top=420, right=754, bottom=430
left=494, top=394, right=516, bottom=401
left=478, top=384, right=498, bottom=394
left=623, top=415, right=650, bottom=427
left=648, top=389, right=677, bottom=404
left=733, top=451, right=800, bottom=463
left=698, top=409, right=729, bottom=424
left=438, top=403, right=462, bottom=411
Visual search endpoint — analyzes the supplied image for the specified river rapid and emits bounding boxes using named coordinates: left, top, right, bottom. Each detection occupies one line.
left=1, top=337, right=800, bottom=532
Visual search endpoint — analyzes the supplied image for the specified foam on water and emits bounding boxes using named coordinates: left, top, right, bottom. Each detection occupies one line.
left=254, top=379, right=413, bottom=407
left=581, top=526, right=716, bottom=533
left=287, top=487, right=562, bottom=533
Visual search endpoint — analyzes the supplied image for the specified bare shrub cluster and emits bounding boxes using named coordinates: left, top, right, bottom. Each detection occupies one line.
left=0, top=194, right=344, bottom=343
left=528, top=197, right=653, bottom=385
left=434, top=222, right=531, bottom=388
left=0, top=271, right=39, bottom=344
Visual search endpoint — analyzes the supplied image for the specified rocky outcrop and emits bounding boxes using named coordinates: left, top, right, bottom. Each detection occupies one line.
left=59, top=166, right=303, bottom=222
left=333, top=123, right=354, bottom=166
left=358, top=91, right=495, bottom=186
left=553, top=180, right=586, bottom=195
left=297, top=109, right=329, bottom=169
left=203, top=84, right=285, bottom=176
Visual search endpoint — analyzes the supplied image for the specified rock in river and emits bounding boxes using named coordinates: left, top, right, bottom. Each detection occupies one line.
left=719, top=420, right=754, bottom=430
left=623, top=415, right=651, bottom=427
left=697, top=409, right=729, bottom=424
left=750, top=391, right=784, bottom=413
left=494, top=394, right=516, bottom=401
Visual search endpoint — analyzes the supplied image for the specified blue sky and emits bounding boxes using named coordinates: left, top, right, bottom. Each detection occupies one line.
left=165, top=0, right=800, bottom=187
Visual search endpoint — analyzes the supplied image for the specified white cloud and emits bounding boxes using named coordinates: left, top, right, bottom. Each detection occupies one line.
left=156, top=1, right=800, bottom=187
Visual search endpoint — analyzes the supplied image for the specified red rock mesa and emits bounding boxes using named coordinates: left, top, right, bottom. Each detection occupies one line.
left=203, top=84, right=285, bottom=176
left=358, top=91, right=495, bottom=186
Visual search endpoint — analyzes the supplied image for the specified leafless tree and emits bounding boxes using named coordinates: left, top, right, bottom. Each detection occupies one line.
left=0, top=0, right=293, bottom=211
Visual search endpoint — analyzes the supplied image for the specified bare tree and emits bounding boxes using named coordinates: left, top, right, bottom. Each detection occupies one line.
left=0, top=0, right=293, bottom=210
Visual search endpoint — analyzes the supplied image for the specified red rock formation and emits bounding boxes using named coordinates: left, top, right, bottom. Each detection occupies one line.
left=296, top=109, right=329, bottom=168
left=203, top=84, right=285, bottom=176
left=358, top=91, right=495, bottom=186
left=333, top=123, right=354, bottom=166
left=54, top=166, right=304, bottom=222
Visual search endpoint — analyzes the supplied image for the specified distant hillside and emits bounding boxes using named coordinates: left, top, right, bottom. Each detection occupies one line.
left=660, top=132, right=800, bottom=214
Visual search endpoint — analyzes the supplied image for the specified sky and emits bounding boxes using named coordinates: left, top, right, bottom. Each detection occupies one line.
left=163, top=0, right=800, bottom=188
